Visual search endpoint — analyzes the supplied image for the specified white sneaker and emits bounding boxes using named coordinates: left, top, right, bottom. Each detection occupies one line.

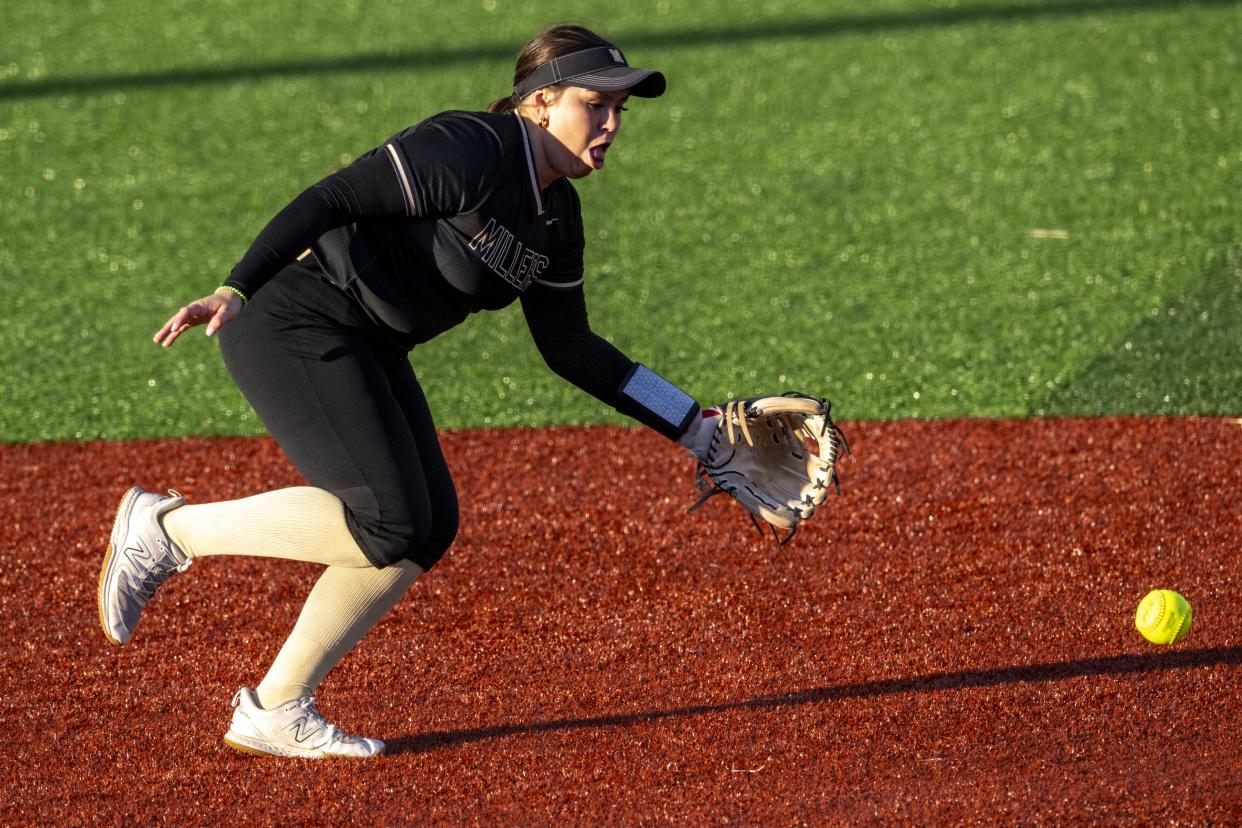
left=98, top=487, right=191, bottom=645
left=223, top=688, right=385, bottom=758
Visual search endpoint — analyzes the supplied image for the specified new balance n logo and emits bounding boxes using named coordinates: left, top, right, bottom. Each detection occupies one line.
left=286, top=717, right=323, bottom=744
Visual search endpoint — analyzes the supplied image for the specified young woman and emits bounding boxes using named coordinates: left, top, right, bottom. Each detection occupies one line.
left=98, top=24, right=717, bottom=758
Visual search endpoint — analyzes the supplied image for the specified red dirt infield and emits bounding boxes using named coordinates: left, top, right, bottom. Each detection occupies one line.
left=1, top=416, right=1239, bottom=824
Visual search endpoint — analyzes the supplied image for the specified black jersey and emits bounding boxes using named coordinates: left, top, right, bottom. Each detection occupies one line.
left=222, top=109, right=692, bottom=440
left=316, top=111, right=586, bottom=343
left=225, top=110, right=585, bottom=346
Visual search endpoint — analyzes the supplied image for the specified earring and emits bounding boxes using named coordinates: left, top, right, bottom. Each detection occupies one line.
left=539, top=114, right=549, bottom=129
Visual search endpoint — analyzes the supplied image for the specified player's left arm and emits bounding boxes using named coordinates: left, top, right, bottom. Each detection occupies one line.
left=519, top=285, right=707, bottom=444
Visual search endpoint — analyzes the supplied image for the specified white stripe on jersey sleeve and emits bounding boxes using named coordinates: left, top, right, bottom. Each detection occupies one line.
left=384, top=143, right=416, bottom=217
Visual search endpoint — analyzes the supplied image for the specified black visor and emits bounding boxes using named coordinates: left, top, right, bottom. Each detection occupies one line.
left=514, top=46, right=666, bottom=100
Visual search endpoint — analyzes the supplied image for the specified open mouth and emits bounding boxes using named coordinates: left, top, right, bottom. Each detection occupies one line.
left=588, top=143, right=610, bottom=169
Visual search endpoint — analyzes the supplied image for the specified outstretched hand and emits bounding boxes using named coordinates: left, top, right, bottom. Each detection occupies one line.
left=153, top=290, right=243, bottom=348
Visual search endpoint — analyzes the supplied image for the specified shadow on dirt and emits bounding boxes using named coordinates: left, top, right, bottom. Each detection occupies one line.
left=385, top=645, right=1241, bottom=755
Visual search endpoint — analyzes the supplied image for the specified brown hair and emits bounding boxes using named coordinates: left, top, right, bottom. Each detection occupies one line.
left=487, top=24, right=617, bottom=113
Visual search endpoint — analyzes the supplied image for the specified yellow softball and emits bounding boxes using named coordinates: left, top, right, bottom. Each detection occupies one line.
left=1135, top=589, right=1192, bottom=645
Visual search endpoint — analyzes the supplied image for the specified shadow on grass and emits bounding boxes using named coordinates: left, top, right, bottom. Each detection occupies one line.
left=384, top=646, right=1241, bottom=755
left=3, top=0, right=1239, bottom=101
left=1040, top=245, right=1242, bottom=416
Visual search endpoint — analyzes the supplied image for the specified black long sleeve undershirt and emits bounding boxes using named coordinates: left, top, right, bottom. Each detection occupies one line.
left=520, top=287, right=695, bottom=440
left=520, top=286, right=635, bottom=407
left=223, top=152, right=405, bottom=299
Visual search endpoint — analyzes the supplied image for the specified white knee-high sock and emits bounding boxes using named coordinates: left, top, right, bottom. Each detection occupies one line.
left=162, top=485, right=419, bottom=708
left=255, top=559, right=423, bottom=708
left=163, top=487, right=371, bottom=568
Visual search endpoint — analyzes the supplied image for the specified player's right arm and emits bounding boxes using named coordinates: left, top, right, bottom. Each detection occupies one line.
left=155, top=145, right=409, bottom=347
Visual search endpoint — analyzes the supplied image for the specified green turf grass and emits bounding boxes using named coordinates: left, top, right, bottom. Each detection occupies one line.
left=2, top=0, right=1239, bottom=441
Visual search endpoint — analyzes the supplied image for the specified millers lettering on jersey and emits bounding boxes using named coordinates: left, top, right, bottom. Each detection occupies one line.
left=468, top=217, right=551, bottom=291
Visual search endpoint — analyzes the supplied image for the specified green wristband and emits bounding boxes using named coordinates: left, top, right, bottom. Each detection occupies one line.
left=216, top=285, right=248, bottom=305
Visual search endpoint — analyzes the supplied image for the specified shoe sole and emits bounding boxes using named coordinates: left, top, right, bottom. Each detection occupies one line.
left=223, top=733, right=292, bottom=758
left=223, top=732, right=383, bottom=759
left=97, top=487, right=141, bottom=646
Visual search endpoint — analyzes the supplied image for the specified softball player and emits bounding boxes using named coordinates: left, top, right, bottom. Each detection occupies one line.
left=98, top=24, right=718, bottom=758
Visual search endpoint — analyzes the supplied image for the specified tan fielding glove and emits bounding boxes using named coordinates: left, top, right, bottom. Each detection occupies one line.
left=688, top=393, right=849, bottom=543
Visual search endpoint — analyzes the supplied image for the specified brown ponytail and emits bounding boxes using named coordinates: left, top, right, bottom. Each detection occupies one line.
left=487, top=24, right=617, bottom=113
left=487, top=93, right=520, bottom=114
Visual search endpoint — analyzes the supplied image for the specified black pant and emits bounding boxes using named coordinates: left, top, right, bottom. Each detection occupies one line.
left=218, top=262, right=458, bottom=570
